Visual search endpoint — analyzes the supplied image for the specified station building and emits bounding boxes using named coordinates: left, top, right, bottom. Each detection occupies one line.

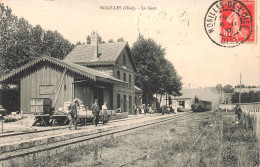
left=0, top=32, right=141, bottom=115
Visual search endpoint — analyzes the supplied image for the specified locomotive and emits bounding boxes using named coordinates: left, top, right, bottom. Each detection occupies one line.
left=191, top=100, right=212, bottom=112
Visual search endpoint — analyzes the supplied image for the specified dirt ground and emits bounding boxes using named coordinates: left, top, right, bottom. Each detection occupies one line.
left=0, top=115, right=36, bottom=133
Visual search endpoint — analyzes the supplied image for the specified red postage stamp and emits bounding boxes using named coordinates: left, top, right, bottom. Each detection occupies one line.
left=204, top=0, right=255, bottom=47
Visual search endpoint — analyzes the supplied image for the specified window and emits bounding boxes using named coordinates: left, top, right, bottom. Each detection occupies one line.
left=123, top=54, right=126, bottom=65
left=123, top=73, right=126, bottom=82
left=117, top=71, right=120, bottom=79
left=39, top=85, right=53, bottom=95
left=129, top=75, right=132, bottom=87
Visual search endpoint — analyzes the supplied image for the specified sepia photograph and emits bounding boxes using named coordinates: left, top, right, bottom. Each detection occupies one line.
left=0, top=0, right=259, bottom=166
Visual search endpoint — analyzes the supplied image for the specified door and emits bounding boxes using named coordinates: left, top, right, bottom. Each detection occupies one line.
left=95, top=88, right=104, bottom=109
left=124, top=95, right=127, bottom=112
left=129, top=95, right=132, bottom=114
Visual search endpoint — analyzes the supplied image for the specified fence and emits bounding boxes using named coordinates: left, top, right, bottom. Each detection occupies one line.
left=219, top=104, right=236, bottom=111
left=240, top=102, right=260, bottom=140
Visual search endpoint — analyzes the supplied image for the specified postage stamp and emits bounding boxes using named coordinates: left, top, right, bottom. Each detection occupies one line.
left=204, top=0, right=255, bottom=47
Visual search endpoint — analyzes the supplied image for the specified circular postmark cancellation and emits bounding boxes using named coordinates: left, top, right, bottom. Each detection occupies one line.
left=204, top=0, right=254, bottom=47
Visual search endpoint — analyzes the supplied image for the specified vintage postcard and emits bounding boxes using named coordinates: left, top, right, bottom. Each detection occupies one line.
left=0, top=0, right=259, bottom=166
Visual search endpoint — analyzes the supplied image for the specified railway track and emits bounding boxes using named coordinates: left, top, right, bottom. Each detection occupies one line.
left=0, top=112, right=194, bottom=166
left=117, top=112, right=211, bottom=167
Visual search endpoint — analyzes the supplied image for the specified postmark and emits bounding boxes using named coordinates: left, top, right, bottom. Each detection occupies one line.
left=204, top=0, right=255, bottom=47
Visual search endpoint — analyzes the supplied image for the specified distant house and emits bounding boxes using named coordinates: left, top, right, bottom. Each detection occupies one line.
left=171, top=97, right=192, bottom=109
left=234, top=87, right=260, bottom=93
left=221, top=93, right=233, bottom=104
left=171, top=87, right=222, bottom=109
left=159, top=94, right=192, bottom=109
left=0, top=31, right=141, bottom=115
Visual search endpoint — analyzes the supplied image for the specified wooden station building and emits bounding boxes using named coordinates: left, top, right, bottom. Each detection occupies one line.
left=0, top=32, right=142, bottom=115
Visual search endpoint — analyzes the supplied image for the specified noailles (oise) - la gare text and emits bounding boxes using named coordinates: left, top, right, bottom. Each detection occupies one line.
left=100, top=5, right=157, bottom=11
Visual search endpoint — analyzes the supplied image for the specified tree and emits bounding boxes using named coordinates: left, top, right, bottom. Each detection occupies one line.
left=235, top=84, right=245, bottom=88
left=130, top=35, right=182, bottom=105
left=0, top=3, right=74, bottom=75
left=117, top=37, right=125, bottom=42
left=1, top=86, right=20, bottom=113
left=86, top=33, right=104, bottom=44
left=215, top=84, right=223, bottom=92
left=223, top=84, right=234, bottom=93
left=0, top=3, right=19, bottom=74
left=42, top=30, right=74, bottom=60
left=108, top=39, right=114, bottom=43
left=76, top=41, right=82, bottom=45
left=231, top=91, right=260, bottom=103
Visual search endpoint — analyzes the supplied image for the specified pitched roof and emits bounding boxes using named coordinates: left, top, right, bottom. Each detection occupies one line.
left=0, top=56, right=126, bottom=85
left=64, top=42, right=137, bottom=70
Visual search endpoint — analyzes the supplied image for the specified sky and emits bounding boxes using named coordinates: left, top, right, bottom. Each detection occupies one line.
left=1, top=0, right=260, bottom=88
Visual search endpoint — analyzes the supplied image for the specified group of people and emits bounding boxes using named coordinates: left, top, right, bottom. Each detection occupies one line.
left=133, top=104, right=155, bottom=115
left=134, top=104, right=177, bottom=115
left=68, top=98, right=108, bottom=130
left=91, top=99, right=108, bottom=126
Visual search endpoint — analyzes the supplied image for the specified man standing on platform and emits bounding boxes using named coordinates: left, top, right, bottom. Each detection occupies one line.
left=68, top=99, right=79, bottom=130
left=160, top=103, right=165, bottom=115
left=91, top=99, right=100, bottom=126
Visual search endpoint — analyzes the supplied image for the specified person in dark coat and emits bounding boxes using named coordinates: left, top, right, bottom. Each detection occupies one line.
left=194, top=95, right=199, bottom=105
left=91, top=99, right=100, bottom=126
left=161, top=104, right=165, bottom=115
left=68, top=99, right=79, bottom=130
left=235, top=105, right=242, bottom=120
left=134, top=105, right=137, bottom=115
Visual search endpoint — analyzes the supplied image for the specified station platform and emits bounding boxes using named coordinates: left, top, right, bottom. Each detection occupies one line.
left=0, top=113, right=187, bottom=155
left=0, top=112, right=128, bottom=134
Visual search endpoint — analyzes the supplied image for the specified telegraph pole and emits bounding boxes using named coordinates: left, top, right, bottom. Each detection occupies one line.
left=239, top=73, right=242, bottom=104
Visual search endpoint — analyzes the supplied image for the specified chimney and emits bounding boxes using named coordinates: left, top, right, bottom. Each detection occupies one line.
left=91, top=31, right=98, bottom=60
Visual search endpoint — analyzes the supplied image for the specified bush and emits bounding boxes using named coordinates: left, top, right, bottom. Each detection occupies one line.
left=232, top=91, right=260, bottom=103
left=1, top=86, right=20, bottom=114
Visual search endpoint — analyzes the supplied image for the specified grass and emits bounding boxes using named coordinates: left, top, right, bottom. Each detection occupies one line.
left=10, top=134, right=120, bottom=167
left=144, top=112, right=260, bottom=167
left=221, top=122, right=259, bottom=167
left=6, top=112, right=260, bottom=167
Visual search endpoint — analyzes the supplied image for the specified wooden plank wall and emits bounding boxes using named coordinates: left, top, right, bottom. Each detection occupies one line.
left=20, top=64, right=74, bottom=114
